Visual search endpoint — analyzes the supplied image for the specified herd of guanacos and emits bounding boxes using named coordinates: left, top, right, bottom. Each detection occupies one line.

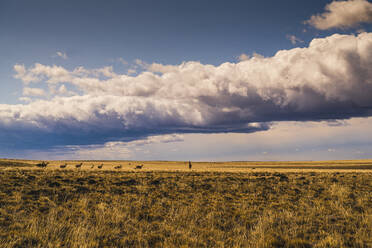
left=35, top=161, right=193, bottom=170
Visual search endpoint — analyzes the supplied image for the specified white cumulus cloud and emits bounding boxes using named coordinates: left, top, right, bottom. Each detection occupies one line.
left=237, top=53, right=250, bottom=61
left=22, top=87, right=46, bottom=97
left=306, top=0, right=372, bottom=30
left=56, top=51, right=68, bottom=59
left=286, top=35, right=304, bottom=45
left=3, top=32, right=372, bottom=150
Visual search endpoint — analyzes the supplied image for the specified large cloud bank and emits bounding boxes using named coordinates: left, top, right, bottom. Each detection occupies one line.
left=306, top=0, right=372, bottom=30
left=2, top=32, right=372, bottom=150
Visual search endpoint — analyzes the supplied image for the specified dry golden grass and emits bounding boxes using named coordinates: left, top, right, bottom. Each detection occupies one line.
left=2, top=158, right=372, bottom=172
left=0, top=159, right=371, bottom=247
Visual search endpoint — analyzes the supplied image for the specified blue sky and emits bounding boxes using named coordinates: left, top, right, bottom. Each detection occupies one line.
left=1, top=0, right=372, bottom=160
left=0, top=0, right=351, bottom=103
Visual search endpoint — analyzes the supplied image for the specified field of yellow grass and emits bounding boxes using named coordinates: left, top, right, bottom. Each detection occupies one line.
left=0, top=159, right=371, bottom=247
left=2, top=158, right=372, bottom=172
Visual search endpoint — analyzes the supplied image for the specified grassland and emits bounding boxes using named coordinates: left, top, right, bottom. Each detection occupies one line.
left=2, top=158, right=372, bottom=172
left=0, top=159, right=371, bottom=247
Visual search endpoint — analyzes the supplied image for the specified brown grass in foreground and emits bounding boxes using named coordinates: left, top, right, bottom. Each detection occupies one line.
left=0, top=168, right=371, bottom=248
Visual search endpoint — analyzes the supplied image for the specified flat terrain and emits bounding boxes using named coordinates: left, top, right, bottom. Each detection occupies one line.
left=1, top=158, right=372, bottom=172
left=0, top=159, right=371, bottom=247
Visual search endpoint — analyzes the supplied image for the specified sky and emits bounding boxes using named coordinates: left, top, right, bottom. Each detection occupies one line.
left=0, top=0, right=372, bottom=161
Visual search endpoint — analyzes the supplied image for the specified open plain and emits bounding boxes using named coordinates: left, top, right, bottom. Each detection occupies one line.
left=0, top=159, right=371, bottom=247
